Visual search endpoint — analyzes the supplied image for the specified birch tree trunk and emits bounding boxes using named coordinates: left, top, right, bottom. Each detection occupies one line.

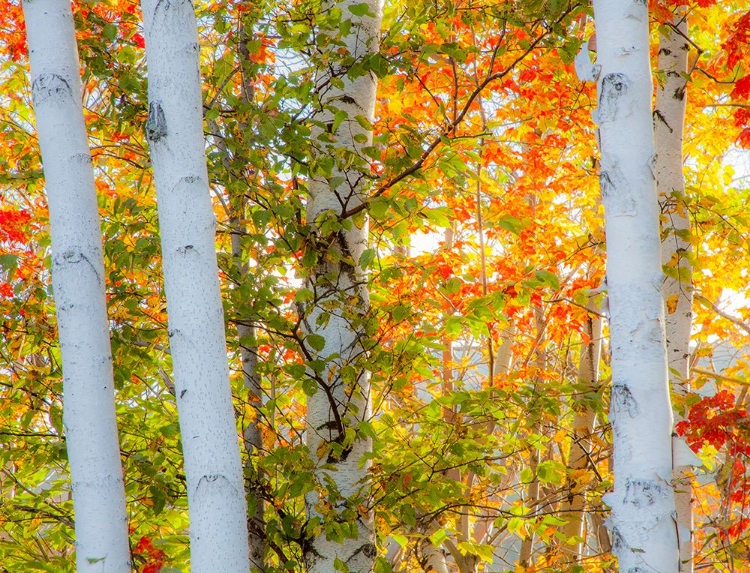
left=302, top=1, right=382, bottom=571
left=591, top=1, right=679, bottom=571
left=23, top=2, right=131, bottom=571
left=654, top=14, right=694, bottom=572
left=560, top=298, right=603, bottom=565
left=518, top=307, right=546, bottom=569
left=141, top=1, right=250, bottom=571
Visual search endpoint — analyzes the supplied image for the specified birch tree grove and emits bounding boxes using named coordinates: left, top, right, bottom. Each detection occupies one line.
left=22, top=1, right=131, bottom=570
left=141, top=0, right=250, bottom=570
left=4, top=0, right=750, bottom=572
left=591, top=0, right=678, bottom=570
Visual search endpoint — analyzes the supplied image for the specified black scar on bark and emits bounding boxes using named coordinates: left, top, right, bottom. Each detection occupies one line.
left=599, top=160, right=635, bottom=215
left=600, top=170, right=616, bottom=196
left=146, top=101, right=168, bottom=142
left=674, top=84, right=686, bottom=101
left=32, top=73, right=72, bottom=105
left=624, top=478, right=662, bottom=507
left=54, top=249, right=102, bottom=286
left=611, top=527, right=626, bottom=552
left=653, top=109, right=673, bottom=133
left=599, top=73, right=629, bottom=123
left=612, top=383, right=639, bottom=418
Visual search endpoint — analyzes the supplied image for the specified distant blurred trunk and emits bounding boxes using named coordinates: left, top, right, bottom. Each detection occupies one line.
left=559, top=297, right=603, bottom=565
left=654, top=11, right=694, bottom=572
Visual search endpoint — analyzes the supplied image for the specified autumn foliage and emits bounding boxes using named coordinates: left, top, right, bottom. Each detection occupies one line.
left=1, top=0, right=750, bottom=571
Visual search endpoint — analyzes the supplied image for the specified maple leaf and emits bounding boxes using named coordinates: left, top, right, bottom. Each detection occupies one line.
left=723, top=11, right=750, bottom=69
left=0, top=209, right=32, bottom=243
left=731, top=75, right=750, bottom=100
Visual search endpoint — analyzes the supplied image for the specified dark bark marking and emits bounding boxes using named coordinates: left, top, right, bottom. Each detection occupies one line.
left=71, top=153, right=93, bottom=165
left=674, top=84, right=686, bottom=101
left=612, top=527, right=626, bottom=552
left=146, top=101, right=167, bottom=142
left=599, top=161, right=635, bottom=216
left=624, top=478, right=662, bottom=508
left=653, top=109, right=673, bottom=133
left=349, top=542, right=377, bottom=562
left=154, top=0, right=193, bottom=15
left=54, top=249, right=102, bottom=285
left=612, top=383, right=639, bottom=418
left=599, top=73, right=629, bottom=123
left=32, top=73, right=72, bottom=106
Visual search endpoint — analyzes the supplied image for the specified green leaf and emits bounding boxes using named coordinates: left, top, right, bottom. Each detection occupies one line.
left=495, top=215, right=523, bottom=235
left=295, top=288, right=315, bottom=303
left=507, top=517, right=526, bottom=537
left=306, top=333, right=326, bottom=352
left=429, top=528, right=447, bottom=547
left=0, top=254, right=19, bottom=274
left=391, top=533, right=408, bottom=548
left=302, top=378, right=318, bottom=396
left=421, top=206, right=453, bottom=228
left=103, top=24, right=117, bottom=40
left=348, top=2, right=371, bottom=16
left=534, top=269, right=560, bottom=291
left=369, top=197, right=390, bottom=220
left=150, top=484, right=167, bottom=515
left=359, top=248, right=376, bottom=270
left=520, top=467, right=534, bottom=483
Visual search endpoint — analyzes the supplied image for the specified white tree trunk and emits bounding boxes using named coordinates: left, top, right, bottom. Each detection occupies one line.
left=654, top=14, right=694, bottom=572
left=591, top=1, right=679, bottom=571
left=23, top=1, right=130, bottom=570
left=303, top=1, right=382, bottom=571
left=141, top=1, right=250, bottom=571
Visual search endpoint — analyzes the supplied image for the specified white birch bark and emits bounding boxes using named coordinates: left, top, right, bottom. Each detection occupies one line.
left=303, top=1, right=382, bottom=571
left=23, top=1, right=130, bottom=570
left=591, top=1, right=679, bottom=571
left=654, top=15, right=694, bottom=572
left=141, top=1, right=250, bottom=571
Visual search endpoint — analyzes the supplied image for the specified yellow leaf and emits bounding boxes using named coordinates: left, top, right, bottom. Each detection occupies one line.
left=666, top=294, right=679, bottom=314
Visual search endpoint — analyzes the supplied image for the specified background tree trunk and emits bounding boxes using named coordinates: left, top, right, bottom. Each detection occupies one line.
left=591, top=0, right=679, bottom=571
left=141, top=0, right=250, bottom=570
left=654, top=13, right=694, bottom=572
left=302, top=1, right=382, bottom=571
left=23, top=1, right=131, bottom=570
left=560, top=297, right=603, bottom=565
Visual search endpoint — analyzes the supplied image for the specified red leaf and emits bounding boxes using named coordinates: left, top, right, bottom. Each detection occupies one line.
left=731, top=75, right=750, bottom=100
